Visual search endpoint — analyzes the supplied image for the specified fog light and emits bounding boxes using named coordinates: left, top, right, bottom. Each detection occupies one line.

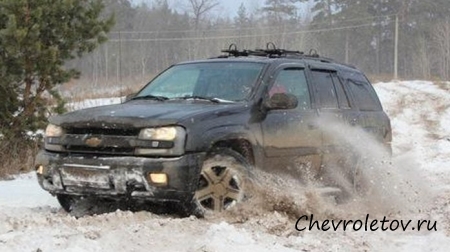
left=36, top=165, right=44, bottom=175
left=149, top=173, right=168, bottom=185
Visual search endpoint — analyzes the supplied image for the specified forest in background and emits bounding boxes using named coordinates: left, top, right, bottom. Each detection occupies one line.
left=66, top=0, right=450, bottom=98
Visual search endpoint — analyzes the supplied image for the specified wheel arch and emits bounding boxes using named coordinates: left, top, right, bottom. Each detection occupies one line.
left=210, top=138, right=255, bottom=166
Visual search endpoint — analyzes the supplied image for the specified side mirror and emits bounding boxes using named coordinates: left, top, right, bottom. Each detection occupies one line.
left=125, top=92, right=136, bottom=102
left=265, top=93, right=298, bottom=110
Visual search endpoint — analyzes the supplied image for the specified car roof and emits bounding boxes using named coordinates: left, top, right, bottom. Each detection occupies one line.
left=175, top=46, right=359, bottom=72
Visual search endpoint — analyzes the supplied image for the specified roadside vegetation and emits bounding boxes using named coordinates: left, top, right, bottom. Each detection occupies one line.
left=0, top=0, right=114, bottom=178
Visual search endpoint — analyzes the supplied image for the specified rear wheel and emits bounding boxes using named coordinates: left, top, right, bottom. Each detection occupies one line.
left=185, top=148, right=252, bottom=217
left=319, top=152, right=368, bottom=203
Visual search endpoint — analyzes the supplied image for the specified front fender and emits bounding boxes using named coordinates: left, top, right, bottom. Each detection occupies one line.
left=185, top=125, right=257, bottom=152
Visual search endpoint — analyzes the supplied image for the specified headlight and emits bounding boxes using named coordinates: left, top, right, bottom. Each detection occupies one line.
left=139, top=127, right=178, bottom=141
left=44, top=124, right=64, bottom=152
left=45, top=124, right=63, bottom=137
left=136, top=126, right=186, bottom=156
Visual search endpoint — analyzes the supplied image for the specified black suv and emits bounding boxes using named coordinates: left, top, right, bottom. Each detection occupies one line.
left=35, top=45, right=391, bottom=216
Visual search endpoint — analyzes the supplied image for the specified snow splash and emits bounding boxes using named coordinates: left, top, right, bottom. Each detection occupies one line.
left=315, top=117, right=433, bottom=217
left=218, top=118, right=434, bottom=228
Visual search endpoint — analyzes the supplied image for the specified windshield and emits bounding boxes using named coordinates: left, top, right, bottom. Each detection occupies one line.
left=135, top=62, right=265, bottom=102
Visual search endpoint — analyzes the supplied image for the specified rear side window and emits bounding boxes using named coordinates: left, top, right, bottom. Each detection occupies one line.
left=311, top=70, right=339, bottom=109
left=331, top=73, right=350, bottom=109
left=343, top=71, right=382, bottom=111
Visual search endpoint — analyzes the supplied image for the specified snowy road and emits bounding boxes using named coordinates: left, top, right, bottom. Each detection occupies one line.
left=1, top=81, right=450, bottom=251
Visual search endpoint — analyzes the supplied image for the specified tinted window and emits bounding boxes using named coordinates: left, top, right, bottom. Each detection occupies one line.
left=270, top=68, right=311, bottom=109
left=348, top=81, right=382, bottom=111
left=311, top=70, right=339, bottom=109
left=331, top=74, right=350, bottom=109
left=343, top=71, right=382, bottom=111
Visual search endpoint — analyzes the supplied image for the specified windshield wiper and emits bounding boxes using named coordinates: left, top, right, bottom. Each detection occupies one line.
left=171, top=95, right=233, bottom=103
left=130, top=95, right=169, bottom=101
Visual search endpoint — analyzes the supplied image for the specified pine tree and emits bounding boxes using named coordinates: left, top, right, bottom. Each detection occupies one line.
left=262, top=0, right=302, bottom=24
left=0, top=0, right=114, bottom=138
left=235, top=3, right=250, bottom=28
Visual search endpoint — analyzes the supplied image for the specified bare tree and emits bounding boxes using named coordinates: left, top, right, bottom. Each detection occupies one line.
left=433, top=19, right=450, bottom=80
left=188, top=0, right=220, bottom=29
left=412, top=35, right=431, bottom=79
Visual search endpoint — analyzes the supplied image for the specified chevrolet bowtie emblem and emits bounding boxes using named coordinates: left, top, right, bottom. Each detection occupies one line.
left=84, top=136, right=102, bottom=147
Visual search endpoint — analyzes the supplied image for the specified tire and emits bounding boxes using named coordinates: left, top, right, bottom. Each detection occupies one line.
left=57, top=194, right=119, bottom=217
left=350, top=154, right=374, bottom=195
left=56, top=194, right=81, bottom=213
left=183, top=148, right=252, bottom=217
left=320, top=152, right=368, bottom=203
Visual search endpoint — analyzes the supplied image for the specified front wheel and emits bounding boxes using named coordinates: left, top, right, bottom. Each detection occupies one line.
left=56, top=194, right=116, bottom=217
left=56, top=194, right=81, bottom=213
left=184, top=148, right=252, bottom=217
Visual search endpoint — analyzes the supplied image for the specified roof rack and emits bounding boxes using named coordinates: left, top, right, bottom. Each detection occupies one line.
left=215, top=42, right=357, bottom=68
left=219, top=42, right=322, bottom=60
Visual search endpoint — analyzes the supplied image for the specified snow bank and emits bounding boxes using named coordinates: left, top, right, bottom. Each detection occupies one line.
left=66, top=97, right=124, bottom=111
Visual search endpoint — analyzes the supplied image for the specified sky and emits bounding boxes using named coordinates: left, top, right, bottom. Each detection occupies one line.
left=132, top=0, right=263, bottom=18
left=214, top=0, right=259, bottom=16
left=132, top=0, right=313, bottom=19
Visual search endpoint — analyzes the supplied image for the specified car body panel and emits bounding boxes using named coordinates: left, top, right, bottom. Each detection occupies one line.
left=35, top=52, right=392, bottom=206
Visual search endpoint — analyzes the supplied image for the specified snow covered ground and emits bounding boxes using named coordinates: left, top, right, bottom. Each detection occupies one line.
left=1, top=80, right=450, bottom=251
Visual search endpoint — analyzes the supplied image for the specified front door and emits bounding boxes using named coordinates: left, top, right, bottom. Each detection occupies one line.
left=261, top=65, right=322, bottom=177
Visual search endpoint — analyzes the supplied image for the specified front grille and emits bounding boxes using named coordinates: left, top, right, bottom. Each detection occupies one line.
left=60, top=127, right=139, bottom=155
left=65, top=127, right=140, bottom=136
left=65, top=146, right=135, bottom=155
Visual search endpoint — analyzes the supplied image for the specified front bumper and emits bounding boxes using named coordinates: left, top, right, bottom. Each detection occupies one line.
left=35, top=150, right=206, bottom=203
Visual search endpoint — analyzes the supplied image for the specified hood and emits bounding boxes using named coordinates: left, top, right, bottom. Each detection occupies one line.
left=50, top=100, right=247, bottom=129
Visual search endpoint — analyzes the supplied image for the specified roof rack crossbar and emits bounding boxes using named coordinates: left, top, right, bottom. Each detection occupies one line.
left=220, top=42, right=324, bottom=59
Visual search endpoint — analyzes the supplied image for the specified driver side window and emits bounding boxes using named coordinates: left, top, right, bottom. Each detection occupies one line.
left=270, top=68, right=311, bottom=109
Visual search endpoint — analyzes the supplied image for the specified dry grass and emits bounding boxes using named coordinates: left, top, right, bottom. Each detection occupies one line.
left=435, top=81, right=450, bottom=91
left=60, top=75, right=154, bottom=102
left=366, top=74, right=398, bottom=84
left=0, top=139, right=39, bottom=179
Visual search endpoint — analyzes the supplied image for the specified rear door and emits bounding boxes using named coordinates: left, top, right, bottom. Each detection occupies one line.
left=307, top=65, right=359, bottom=149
